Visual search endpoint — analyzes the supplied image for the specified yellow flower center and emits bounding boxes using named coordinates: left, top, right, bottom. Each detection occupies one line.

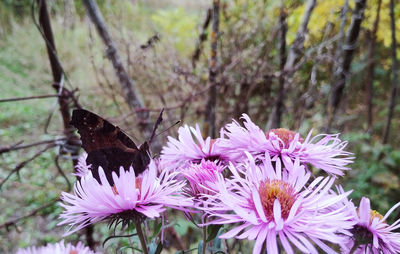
left=356, top=208, right=385, bottom=224
left=258, top=179, right=298, bottom=220
left=370, top=209, right=384, bottom=223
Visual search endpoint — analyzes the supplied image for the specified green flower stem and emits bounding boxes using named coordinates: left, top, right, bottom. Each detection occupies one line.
left=135, top=221, right=149, bottom=254
left=202, top=225, right=207, bottom=254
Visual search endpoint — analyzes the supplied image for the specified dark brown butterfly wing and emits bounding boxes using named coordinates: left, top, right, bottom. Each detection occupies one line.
left=70, top=109, right=139, bottom=152
left=70, top=109, right=150, bottom=184
left=86, top=147, right=150, bottom=185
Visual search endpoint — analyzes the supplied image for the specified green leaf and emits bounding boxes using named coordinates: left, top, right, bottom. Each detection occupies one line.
left=148, top=241, right=163, bottom=254
left=206, top=224, right=223, bottom=242
left=150, top=222, right=163, bottom=239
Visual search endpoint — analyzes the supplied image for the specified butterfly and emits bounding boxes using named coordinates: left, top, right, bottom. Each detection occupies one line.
left=70, top=109, right=163, bottom=185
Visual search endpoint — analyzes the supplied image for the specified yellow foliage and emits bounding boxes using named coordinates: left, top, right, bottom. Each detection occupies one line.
left=286, top=0, right=400, bottom=48
left=287, top=0, right=344, bottom=44
left=364, top=0, right=400, bottom=47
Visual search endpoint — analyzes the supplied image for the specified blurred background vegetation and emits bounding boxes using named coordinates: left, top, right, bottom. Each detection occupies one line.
left=0, top=0, right=399, bottom=253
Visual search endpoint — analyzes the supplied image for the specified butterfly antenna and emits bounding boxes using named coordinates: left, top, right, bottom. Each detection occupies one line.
left=149, top=108, right=164, bottom=144
left=153, top=120, right=181, bottom=140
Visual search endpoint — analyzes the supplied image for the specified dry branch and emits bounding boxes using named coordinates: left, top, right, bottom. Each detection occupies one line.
left=0, top=198, right=60, bottom=231
left=327, top=0, right=367, bottom=130
left=205, top=0, right=220, bottom=138
left=284, top=0, right=316, bottom=72
left=0, top=94, right=62, bottom=103
left=365, top=0, right=382, bottom=133
left=267, top=0, right=316, bottom=129
left=192, top=8, right=212, bottom=68
left=0, top=144, right=56, bottom=190
left=332, top=0, right=349, bottom=73
left=0, top=138, right=65, bottom=154
left=382, top=0, right=398, bottom=144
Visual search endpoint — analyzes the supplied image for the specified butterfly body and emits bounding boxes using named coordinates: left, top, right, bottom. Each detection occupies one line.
left=70, top=109, right=151, bottom=184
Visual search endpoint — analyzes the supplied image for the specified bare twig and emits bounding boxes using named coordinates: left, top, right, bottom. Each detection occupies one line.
left=0, top=141, right=24, bottom=154
left=295, top=19, right=335, bottom=129
left=0, top=144, right=56, bottom=190
left=192, top=8, right=212, bottom=68
left=140, top=34, right=160, bottom=50
left=0, top=198, right=60, bottom=231
left=284, top=0, right=316, bottom=72
left=0, top=94, right=63, bottom=103
left=112, top=83, right=216, bottom=123
left=54, top=155, right=72, bottom=192
left=0, top=138, right=65, bottom=154
left=333, top=0, right=349, bottom=68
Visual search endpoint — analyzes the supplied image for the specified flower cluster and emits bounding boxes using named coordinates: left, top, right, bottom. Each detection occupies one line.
left=160, top=114, right=400, bottom=253
left=56, top=113, right=400, bottom=254
left=16, top=240, right=98, bottom=254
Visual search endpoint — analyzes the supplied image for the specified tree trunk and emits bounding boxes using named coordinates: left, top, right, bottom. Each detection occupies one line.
left=273, top=6, right=287, bottom=129
left=36, top=0, right=94, bottom=249
left=266, top=0, right=316, bottom=130
left=205, top=0, right=220, bottom=138
left=365, top=0, right=382, bottom=134
left=82, top=0, right=153, bottom=140
left=327, top=0, right=367, bottom=131
left=382, top=0, right=398, bottom=144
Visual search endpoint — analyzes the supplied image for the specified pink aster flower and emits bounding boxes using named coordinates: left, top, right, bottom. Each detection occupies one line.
left=73, top=152, right=91, bottom=178
left=219, top=114, right=353, bottom=176
left=58, top=160, right=193, bottom=235
left=201, top=153, right=354, bottom=254
left=160, top=124, right=226, bottom=170
left=342, top=197, right=400, bottom=253
left=181, top=160, right=224, bottom=199
left=16, top=240, right=98, bottom=254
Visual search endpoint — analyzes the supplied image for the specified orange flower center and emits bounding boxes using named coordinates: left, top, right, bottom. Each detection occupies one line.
left=258, top=179, right=298, bottom=220
left=70, top=250, right=78, bottom=254
left=266, top=128, right=302, bottom=148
